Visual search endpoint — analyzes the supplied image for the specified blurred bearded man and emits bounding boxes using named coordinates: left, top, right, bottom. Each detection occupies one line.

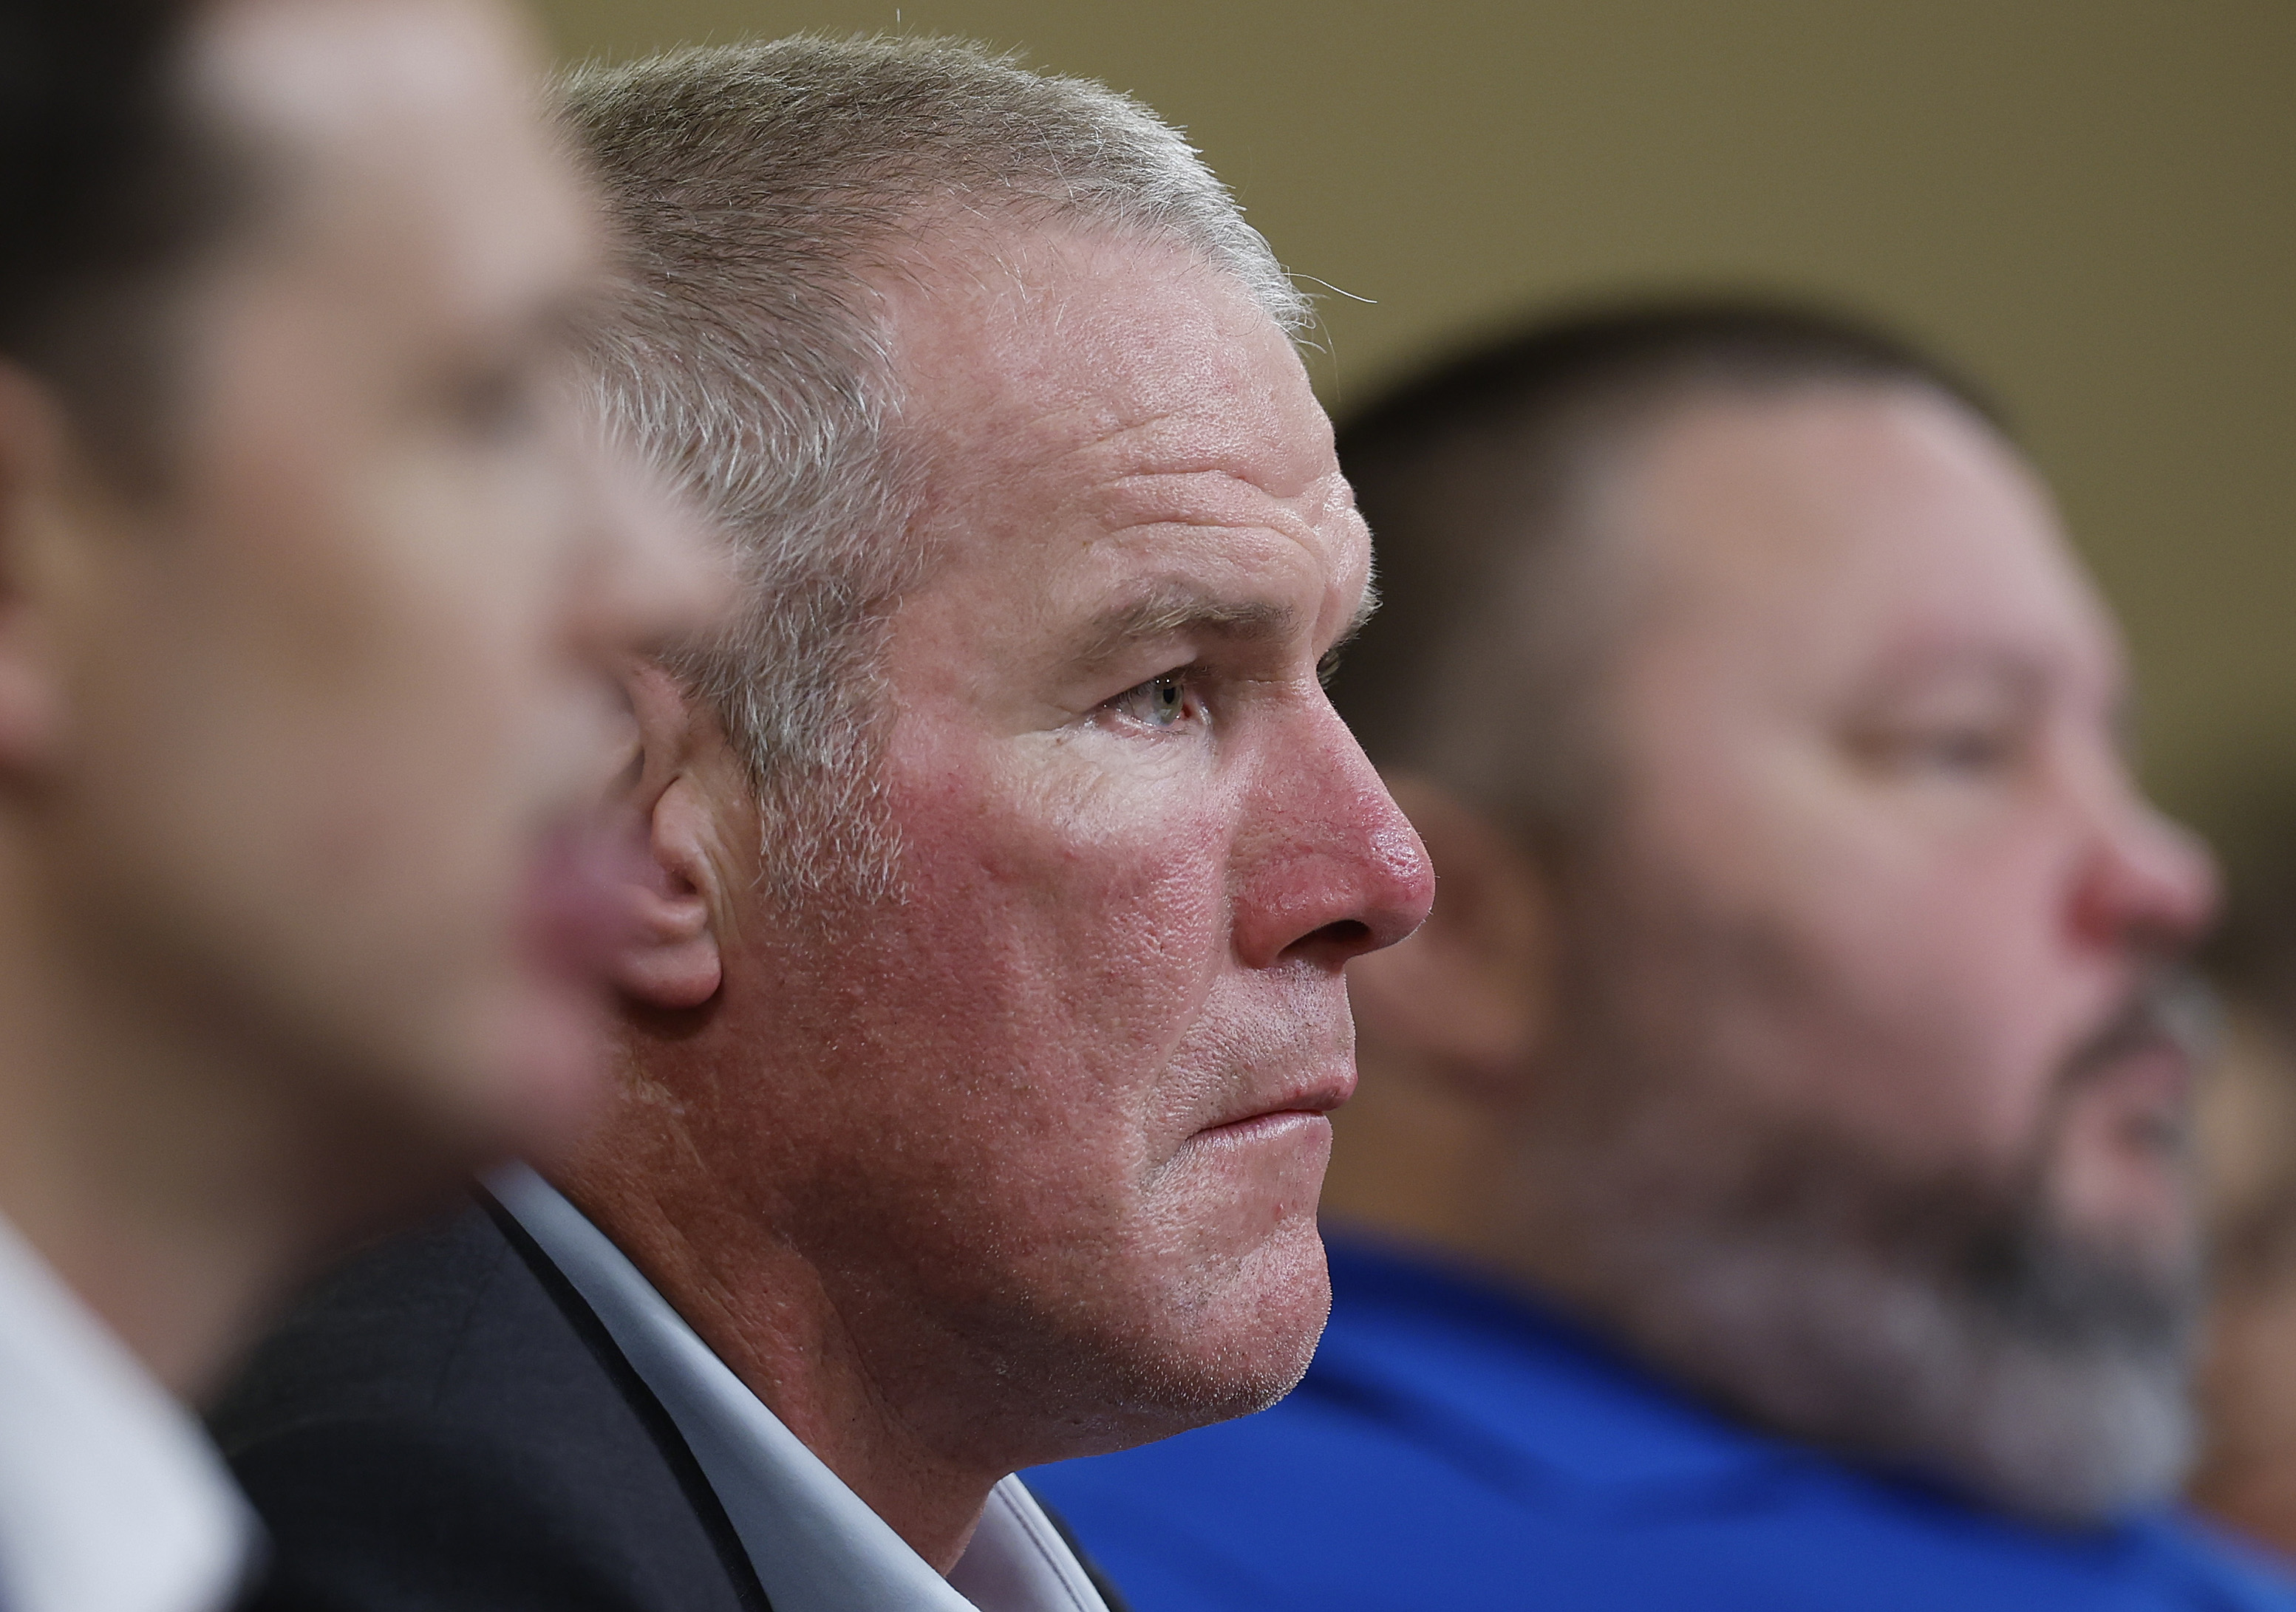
left=0, top=2, right=704, bottom=1611
left=213, top=36, right=1434, bottom=1612
left=1034, top=303, right=2296, bottom=1610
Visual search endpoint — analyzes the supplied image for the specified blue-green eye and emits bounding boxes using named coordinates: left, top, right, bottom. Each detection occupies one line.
left=1108, top=672, right=1198, bottom=730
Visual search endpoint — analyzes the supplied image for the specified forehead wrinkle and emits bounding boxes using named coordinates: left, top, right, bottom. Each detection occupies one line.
left=1085, top=384, right=1335, bottom=476
left=1036, top=376, right=1332, bottom=493
left=1079, top=473, right=1353, bottom=602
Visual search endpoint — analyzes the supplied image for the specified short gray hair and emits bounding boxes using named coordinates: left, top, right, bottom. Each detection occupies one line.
left=561, top=35, right=1306, bottom=899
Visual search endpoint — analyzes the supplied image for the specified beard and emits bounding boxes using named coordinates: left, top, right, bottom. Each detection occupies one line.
left=1516, top=915, right=2210, bottom=1526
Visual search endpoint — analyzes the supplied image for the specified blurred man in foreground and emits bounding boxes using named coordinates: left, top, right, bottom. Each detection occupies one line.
left=214, top=37, right=1432, bottom=1612
left=0, top=2, right=701, bottom=1610
left=1034, top=303, right=2295, bottom=1608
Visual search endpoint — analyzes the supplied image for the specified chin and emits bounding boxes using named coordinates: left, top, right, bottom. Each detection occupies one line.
left=1106, top=1212, right=1335, bottom=1439
left=478, top=979, right=613, bottom=1160
left=371, top=974, right=607, bottom=1175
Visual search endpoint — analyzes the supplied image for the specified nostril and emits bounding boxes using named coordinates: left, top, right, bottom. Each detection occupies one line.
left=1288, top=918, right=1372, bottom=960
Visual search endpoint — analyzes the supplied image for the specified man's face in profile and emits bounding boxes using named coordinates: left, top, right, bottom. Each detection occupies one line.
left=47, top=0, right=698, bottom=1161
left=1586, top=384, right=2218, bottom=1281
left=688, top=228, right=1432, bottom=1461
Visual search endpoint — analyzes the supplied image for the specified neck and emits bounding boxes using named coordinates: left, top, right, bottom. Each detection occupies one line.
left=0, top=914, right=316, bottom=1401
left=552, top=1082, right=1008, bottom=1574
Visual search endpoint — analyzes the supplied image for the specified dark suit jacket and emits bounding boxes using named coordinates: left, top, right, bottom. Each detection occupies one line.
left=214, top=1199, right=1129, bottom=1612
left=213, top=1200, right=772, bottom=1611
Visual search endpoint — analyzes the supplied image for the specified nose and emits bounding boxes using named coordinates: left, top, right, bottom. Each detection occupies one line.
left=2068, top=772, right=2219, bottom=957
left=566, top=429, right=724, bottom=672
left=1232, top=706, right=1437, bottom=971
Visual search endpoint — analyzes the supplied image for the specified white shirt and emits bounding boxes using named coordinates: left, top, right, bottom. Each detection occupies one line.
left=0, top=1216, right=253, bottom=1612
left=491, top=1166, right=1112, bottom=1612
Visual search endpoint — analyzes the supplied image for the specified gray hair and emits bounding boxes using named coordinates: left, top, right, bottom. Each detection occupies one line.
left=561, top=35, right=1306, bottom=899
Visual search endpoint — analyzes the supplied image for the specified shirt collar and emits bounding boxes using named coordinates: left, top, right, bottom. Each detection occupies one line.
left=0, top=1215, right=254, bottom=1612
left=489, top=1164, right=1109, bottom=1612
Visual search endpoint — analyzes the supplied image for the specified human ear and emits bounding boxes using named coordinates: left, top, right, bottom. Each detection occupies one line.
left=604, top=660, right=726, bottom=1011
left=0, top=366, right=75, bottom=774
left=1346, top=772, right=1555, bottom=1106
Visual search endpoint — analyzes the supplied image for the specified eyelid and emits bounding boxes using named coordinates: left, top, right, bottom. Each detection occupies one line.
left=1096, top=658, right=1194, bottom=706
left=1097, top=666, right=1205, bottom=731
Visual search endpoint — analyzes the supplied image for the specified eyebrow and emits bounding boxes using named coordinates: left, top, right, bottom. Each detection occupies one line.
left=1069, top=579, right=1375, bottom=669
left=1070, top=582, right=1296, bottom=668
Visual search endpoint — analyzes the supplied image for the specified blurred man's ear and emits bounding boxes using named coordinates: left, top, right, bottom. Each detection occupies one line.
left=1346, top=772, right=1555, bottom=1107
left=604, top=660, right=726, bottom=1011
left=0, top=366, right=75, bottom=773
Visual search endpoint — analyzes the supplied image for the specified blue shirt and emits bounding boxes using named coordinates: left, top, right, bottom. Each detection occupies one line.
left=1029, top=1237, right=2296, bottom=1612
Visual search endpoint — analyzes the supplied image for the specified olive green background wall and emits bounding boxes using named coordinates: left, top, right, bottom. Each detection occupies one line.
left=536, top=0, right=2295, bottom=871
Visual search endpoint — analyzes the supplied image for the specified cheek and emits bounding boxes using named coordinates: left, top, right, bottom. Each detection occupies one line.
left=176, top=388, right=577, bottom=1014
left=1662, top=773, right=2082, bottom=1164
left=873, top=744, right=1240, bottom=1174
left=247, top=511, right=539, bottom=877
left=1816, top=893, right=2056, bottom=1158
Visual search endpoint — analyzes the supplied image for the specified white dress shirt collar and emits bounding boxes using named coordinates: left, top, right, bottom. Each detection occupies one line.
left=490, top=1166, right=1111, bottom=1612
left=0, top=1215, right=254, bottom=1612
